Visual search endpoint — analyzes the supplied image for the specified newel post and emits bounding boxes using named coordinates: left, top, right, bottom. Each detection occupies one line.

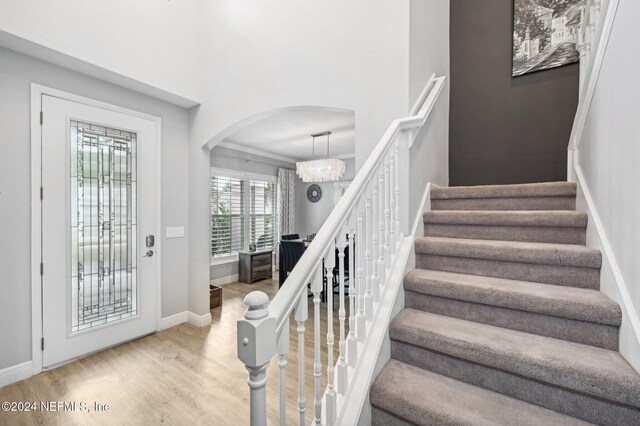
left=237, top=291, right=277, bottom=426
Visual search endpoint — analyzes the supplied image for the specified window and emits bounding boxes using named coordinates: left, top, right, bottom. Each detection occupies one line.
left=249, top=180, right=276, bottom=250
left=210, top=172, right=277, bottom=260
left=210, top=176, right=245, bottom=257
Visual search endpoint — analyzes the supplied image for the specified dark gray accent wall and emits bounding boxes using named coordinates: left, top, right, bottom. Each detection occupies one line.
left=450, top=0, right=579, bottom=186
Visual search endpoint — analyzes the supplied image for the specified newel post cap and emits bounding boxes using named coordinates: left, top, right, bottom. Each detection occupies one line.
left=243, top=291, right=270, bottom=320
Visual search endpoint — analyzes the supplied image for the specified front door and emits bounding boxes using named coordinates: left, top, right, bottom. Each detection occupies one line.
left=40, top=94, right=159, bottom=368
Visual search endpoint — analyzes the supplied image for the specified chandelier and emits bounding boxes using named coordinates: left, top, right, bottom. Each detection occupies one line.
left=296, top=131, right=346, bottom=183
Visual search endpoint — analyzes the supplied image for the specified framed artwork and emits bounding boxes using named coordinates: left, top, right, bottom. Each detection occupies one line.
left=512, top=0, right=585, bottom=77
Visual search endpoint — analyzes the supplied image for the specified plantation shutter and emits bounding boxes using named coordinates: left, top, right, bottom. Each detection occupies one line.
left=249, top=180, right=276, bottom=250
left=211, top=176, right=245, bottom=257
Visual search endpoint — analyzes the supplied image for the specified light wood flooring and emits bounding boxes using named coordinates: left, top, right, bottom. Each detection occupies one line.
left=0, top=279, right=343, bottom=426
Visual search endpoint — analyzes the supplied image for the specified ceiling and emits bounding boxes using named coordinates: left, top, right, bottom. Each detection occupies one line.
left=224, top=109, right=355, bottom=161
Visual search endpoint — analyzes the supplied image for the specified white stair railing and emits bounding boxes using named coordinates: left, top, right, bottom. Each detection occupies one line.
left=237, top=74, right=446, bottom=426
left=577, top=0, right=603, bottom=91
left=568, top=0, right=618, bottom=179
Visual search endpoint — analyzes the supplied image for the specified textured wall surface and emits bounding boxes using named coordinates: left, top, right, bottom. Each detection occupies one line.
left=450, top=0, right=579, bottom=186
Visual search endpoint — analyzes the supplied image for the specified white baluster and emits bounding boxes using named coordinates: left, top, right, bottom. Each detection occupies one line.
left=389, top=144, right=397, bottom=257
left=364, top=196, right=373, bottom=319
left=277, top=318, right=289, bottom=426
left=356, top=203, right=367, bottom=343
left=237, top=291, right=276, bottom=426
left=325, top=245, right=337, bottom=425
left=371, top=180, right=380, bottom=303
left=397, top=132, right=410, bottom=237
left=337, top=230, right=348, bottom=394
left=346, top=226, right=358, bottom=367
left=384, top=154, right=391, bottom=274
left=312, top=267, right=323, bottom=425
left=296, top=292, right=307, bottom=425
left=378, top=166, right=386, bottom=284
left=394, top=140, right=401, bottom=243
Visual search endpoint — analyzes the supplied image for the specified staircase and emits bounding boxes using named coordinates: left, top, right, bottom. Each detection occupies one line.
left=370, top=182, right=640, bottom=425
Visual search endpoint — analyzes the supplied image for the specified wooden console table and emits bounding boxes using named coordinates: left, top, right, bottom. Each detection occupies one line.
left=239, top=249, right=273, bottom=284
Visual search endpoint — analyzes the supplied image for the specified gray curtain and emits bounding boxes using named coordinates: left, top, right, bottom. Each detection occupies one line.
left=277, top=168, right=296, bottom=238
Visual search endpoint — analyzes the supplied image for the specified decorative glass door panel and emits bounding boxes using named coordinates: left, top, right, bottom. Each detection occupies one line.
left=41, top=94, right=157, bottom=368
left=70, top=121, right=138, bottom=333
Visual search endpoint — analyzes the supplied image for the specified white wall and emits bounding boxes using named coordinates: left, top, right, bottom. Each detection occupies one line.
left=0, top=0, right=446, bottom=356
left=408, top=0, right=451, bottom=218
left=188, top=0, right=411, bottom=316
left=0, top=46, right=190, bottom=370
left=576, top=0, right=640, bottom=371
left=0, top=0, right=201, bottom=103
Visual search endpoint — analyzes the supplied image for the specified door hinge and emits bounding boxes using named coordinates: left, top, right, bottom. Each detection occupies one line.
left=40, top=262, right=43, bottom=276
left=40, top=111, right=43, bottom=125
left=41, top=338, right=44, bottom=351
left=40, top=187, right=43, bottom=201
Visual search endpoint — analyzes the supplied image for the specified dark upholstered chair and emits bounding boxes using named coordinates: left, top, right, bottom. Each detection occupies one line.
left=281, top=233, right=300, bottom=241
left=279, top=240, right=306, bottom=285
left=256, top=234, right=269, bottom=249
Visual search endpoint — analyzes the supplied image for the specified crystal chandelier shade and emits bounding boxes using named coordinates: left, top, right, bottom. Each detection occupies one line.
left=296, top=131, right=346, bottom=183
left=296, top=158, right=346, bottom=183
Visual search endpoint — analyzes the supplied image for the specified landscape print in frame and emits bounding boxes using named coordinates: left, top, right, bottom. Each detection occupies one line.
left=512, top=0, right=585, bottom=77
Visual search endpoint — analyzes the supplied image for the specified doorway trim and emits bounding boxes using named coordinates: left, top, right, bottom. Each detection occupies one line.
left=30, top=84, right=162, bottom=375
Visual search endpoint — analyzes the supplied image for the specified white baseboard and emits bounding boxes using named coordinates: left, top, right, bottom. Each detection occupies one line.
left=159, top=311, right=189, bottom=331
left=0, top=361, right=33, bottom=388
left=574, top=163, right=640, bottom=374
left=210, top=274, right=239, bottom=287
left=187, top=311, right=213, bottom=328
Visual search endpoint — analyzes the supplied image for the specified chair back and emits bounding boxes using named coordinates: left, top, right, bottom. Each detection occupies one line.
left=281, top=233, right=300, bottom=241
left=280, top=241, right=306, bottom=280
left=256, top=234, right=269, bottom=249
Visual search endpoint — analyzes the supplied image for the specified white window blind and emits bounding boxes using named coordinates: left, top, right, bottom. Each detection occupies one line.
left=210, top=176, right=245, bottom=257
left=249, top=180, right=276, bottom=250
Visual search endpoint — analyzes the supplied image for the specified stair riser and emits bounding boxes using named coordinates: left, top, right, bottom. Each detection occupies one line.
left=371, top=408, right=416, bottom=426
left=431, top=197, right=576, bottom=211
left=416, top=254, right=600, bottom=289
left=424, top=224, right=586, bottom=245
left=391, top=341, right=640, bottom=426
left=405, top=291, right=618, bottom=350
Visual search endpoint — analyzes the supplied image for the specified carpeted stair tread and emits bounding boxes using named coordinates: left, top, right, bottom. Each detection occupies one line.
left=390, top=309, right=640, bottom=409
left=431, top=182, right=576, bottom=200
left=370, top=360, right=591, bottom=426
left=415, top=237, right=601, bottom=268
left=424, top=210, right=587, bottom=228
left=404, top=269, right=620, bottom=326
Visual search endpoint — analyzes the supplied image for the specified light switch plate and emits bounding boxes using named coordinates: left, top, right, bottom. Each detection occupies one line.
left=166, top=226, right=185, bottom=238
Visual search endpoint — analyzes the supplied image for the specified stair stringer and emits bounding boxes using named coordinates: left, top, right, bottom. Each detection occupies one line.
left=574, top=162, right=640, bottom=374
left=350, top=183, right=433, bottom=426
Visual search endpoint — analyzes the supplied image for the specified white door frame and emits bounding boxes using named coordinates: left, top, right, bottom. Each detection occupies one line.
left=30, top=84, right=162, bottom=374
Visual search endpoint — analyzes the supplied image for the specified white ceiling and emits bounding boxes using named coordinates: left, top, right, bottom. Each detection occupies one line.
left=224, top=109, right=355, bottom=161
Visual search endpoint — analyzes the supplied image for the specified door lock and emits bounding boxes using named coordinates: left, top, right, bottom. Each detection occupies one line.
left=146, top=235, right=155, bottom=248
